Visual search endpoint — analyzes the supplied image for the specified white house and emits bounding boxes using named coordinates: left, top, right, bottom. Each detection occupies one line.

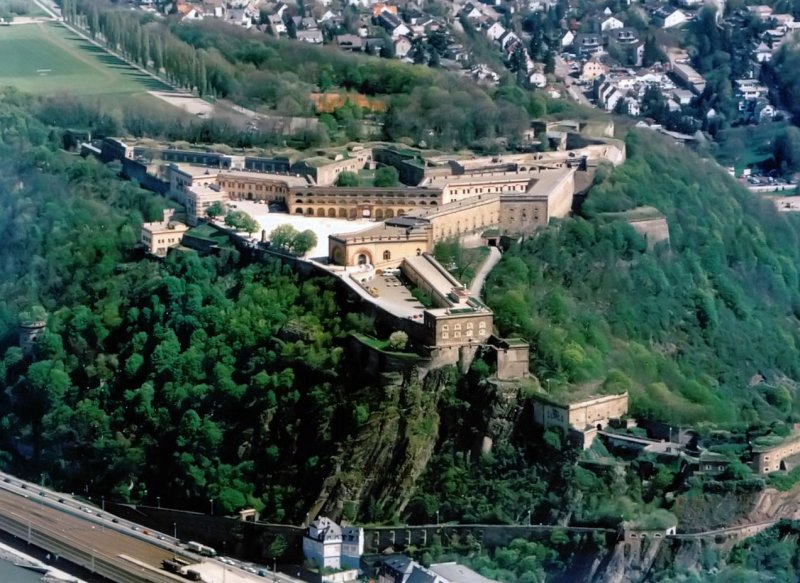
left=561, top=30, right=574, bottom=48
left=601, top=16, right=624, bottom=31
left=394, top=36, right=412, bottom=58
left=341, top=525, right=364, bottom=570
left=461, top=3, right=483, bottom=19
left=485, top=22, right=506, bottom=41
left=529, top=71, right=547, bottom=87
left=657, top=8, right=688, bottom=28
left=303, top=517, right=343, bottom=570
left=754, top=42, right=773, bottom=63
left=297, top=29, right=323, bottom=43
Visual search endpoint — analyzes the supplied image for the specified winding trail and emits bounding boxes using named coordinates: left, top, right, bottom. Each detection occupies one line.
left=470, top=246, right=502, bottom=299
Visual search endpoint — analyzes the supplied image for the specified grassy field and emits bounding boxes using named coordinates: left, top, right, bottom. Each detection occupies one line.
left=0, top=22, right=169, bottom=99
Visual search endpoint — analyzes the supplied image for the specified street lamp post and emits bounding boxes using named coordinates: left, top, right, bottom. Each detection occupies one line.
left=157, top=496, right=161, bottom=509
left=101, top=496, right=105, bottom=512
left=436, top=510, right=440, bottom=526
left=173, top=522, right=177, bottom=539
left=210, top=498, right=214, bottom=516
left=527, top=510, right=532, bottom=526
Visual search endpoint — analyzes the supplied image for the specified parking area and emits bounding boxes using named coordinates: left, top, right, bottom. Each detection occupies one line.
left=351, top=270, right=427, bottom=320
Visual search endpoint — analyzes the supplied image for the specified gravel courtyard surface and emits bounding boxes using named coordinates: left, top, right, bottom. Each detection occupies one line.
left=235, top=200, right=373, bottom=259
left=148, top=91, right=215, bottom=116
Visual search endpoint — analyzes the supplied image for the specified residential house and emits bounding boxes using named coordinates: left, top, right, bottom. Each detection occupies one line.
left=402, top=5, right=425, bottom=25
left=177, top=5, right=204, bottom=21
left=498, top=30, right=521, bottom=52
left=676, top=0, right=702, bottom=7
left=608, top=27, right=639, bottom=45
left=372, top=2, right=397, bottom=17
left=268, top=13, right=286, bottom=35
left=377, top=555, right=449, bottom=583
left=581, top=57, right=607, bottom=81
left=597, top=80, right=624, bottom=111
left=469, top=63, right=500, bottom=84
left=485, top=21, right=506, bottom=41
left=624, top=97, right=640, bottom=116
left=529, top=70, right=547, bottom=87
left=336, top=34, right=364, bottom=51
left=754, top=41, right=773, bottom=63
left=601, top=15, right=624, bottom=31
left=561, top=30, right=574, bottom=48
left=574, top=32, right=604, bottom=56
left=364, top=37, right=387, bottom=54
left=377, top=10, right=411, bottom=39
left=297, top=29, right=324, bottom=43
left=394, top=36, right=412, bottom=57
left=202, top=0, right=225, bottom=18
left=654, top=7, right=688, bottom=28
left=304, top=517, right=340, bottom=568
left=460, top=3, right=483, bottom=19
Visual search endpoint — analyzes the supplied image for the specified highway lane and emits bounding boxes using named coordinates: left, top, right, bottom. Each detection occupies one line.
left=0, top=472, right=279, bottom=582
left=0, top=487, right=182, bottom=582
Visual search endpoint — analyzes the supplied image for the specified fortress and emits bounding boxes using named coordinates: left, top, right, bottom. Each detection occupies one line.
left=100, top=123, right=625, bottom=359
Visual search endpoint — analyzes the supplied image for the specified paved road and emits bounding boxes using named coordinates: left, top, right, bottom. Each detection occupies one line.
left=0, top=487, right=177, bottom=582
left=0, top=471, right=280, bottom=583
left=469, top=247, right=502, bottom=299
left=669, top=520, right=778, bottom=540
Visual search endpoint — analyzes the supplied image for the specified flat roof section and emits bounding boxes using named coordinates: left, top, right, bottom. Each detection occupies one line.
left=218, top=170, right=311, bottom=187
left=430, top=563, right=499, bottom=583
left=169, top=163, right=221, bottom=178
left=402, top=254, right=463, bottom=302
left=330, top=222, right=428, bottom=243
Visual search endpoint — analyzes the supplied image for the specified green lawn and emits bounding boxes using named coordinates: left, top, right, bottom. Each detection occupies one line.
left=0, top=22, right=169, bottom=99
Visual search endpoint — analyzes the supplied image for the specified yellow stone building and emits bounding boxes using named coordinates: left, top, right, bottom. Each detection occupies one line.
left=141, top=209, right=189, bottom=256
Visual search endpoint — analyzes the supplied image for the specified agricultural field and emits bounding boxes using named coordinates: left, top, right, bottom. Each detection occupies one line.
left=0, top=22, right=168, bottom=100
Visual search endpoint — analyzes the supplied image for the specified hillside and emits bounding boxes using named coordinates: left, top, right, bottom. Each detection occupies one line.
left=486, top=129, right=800, bottom=426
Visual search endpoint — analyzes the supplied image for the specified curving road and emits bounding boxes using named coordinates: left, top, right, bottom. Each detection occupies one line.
left=469, top=246, right=502, bottom=299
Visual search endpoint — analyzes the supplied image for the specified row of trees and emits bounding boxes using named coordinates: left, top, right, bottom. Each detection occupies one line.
left=65, top=0, right=230, bottom=97
left=61, top=0, right=554, bottom=150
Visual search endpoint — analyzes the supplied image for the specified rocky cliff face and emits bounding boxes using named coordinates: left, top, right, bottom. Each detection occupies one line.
left=311, top=366, right=456, bottom=522
left=674, top=486, right=800, bottom=532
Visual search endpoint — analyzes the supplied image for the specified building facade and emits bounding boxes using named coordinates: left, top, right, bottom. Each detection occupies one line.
left=751, top=432, right=800, bottom=474
left=141, top=209, right=189, bottom=255
left=531, top=392, right=629, bottom=433
left=303, top=517, right=344, bottom=569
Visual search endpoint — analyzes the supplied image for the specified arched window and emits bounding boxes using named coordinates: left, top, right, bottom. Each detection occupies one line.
left=383, top=250, right=391, bottom=260
left=454, top=324, right=461, bottom=331
left=466, top=322, right=473, bottom=329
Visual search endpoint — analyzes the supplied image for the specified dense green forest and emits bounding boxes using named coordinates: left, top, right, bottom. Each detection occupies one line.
left=486, top=130, right=800, bottom=426
left=0, top=88, right=383, bottom=519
